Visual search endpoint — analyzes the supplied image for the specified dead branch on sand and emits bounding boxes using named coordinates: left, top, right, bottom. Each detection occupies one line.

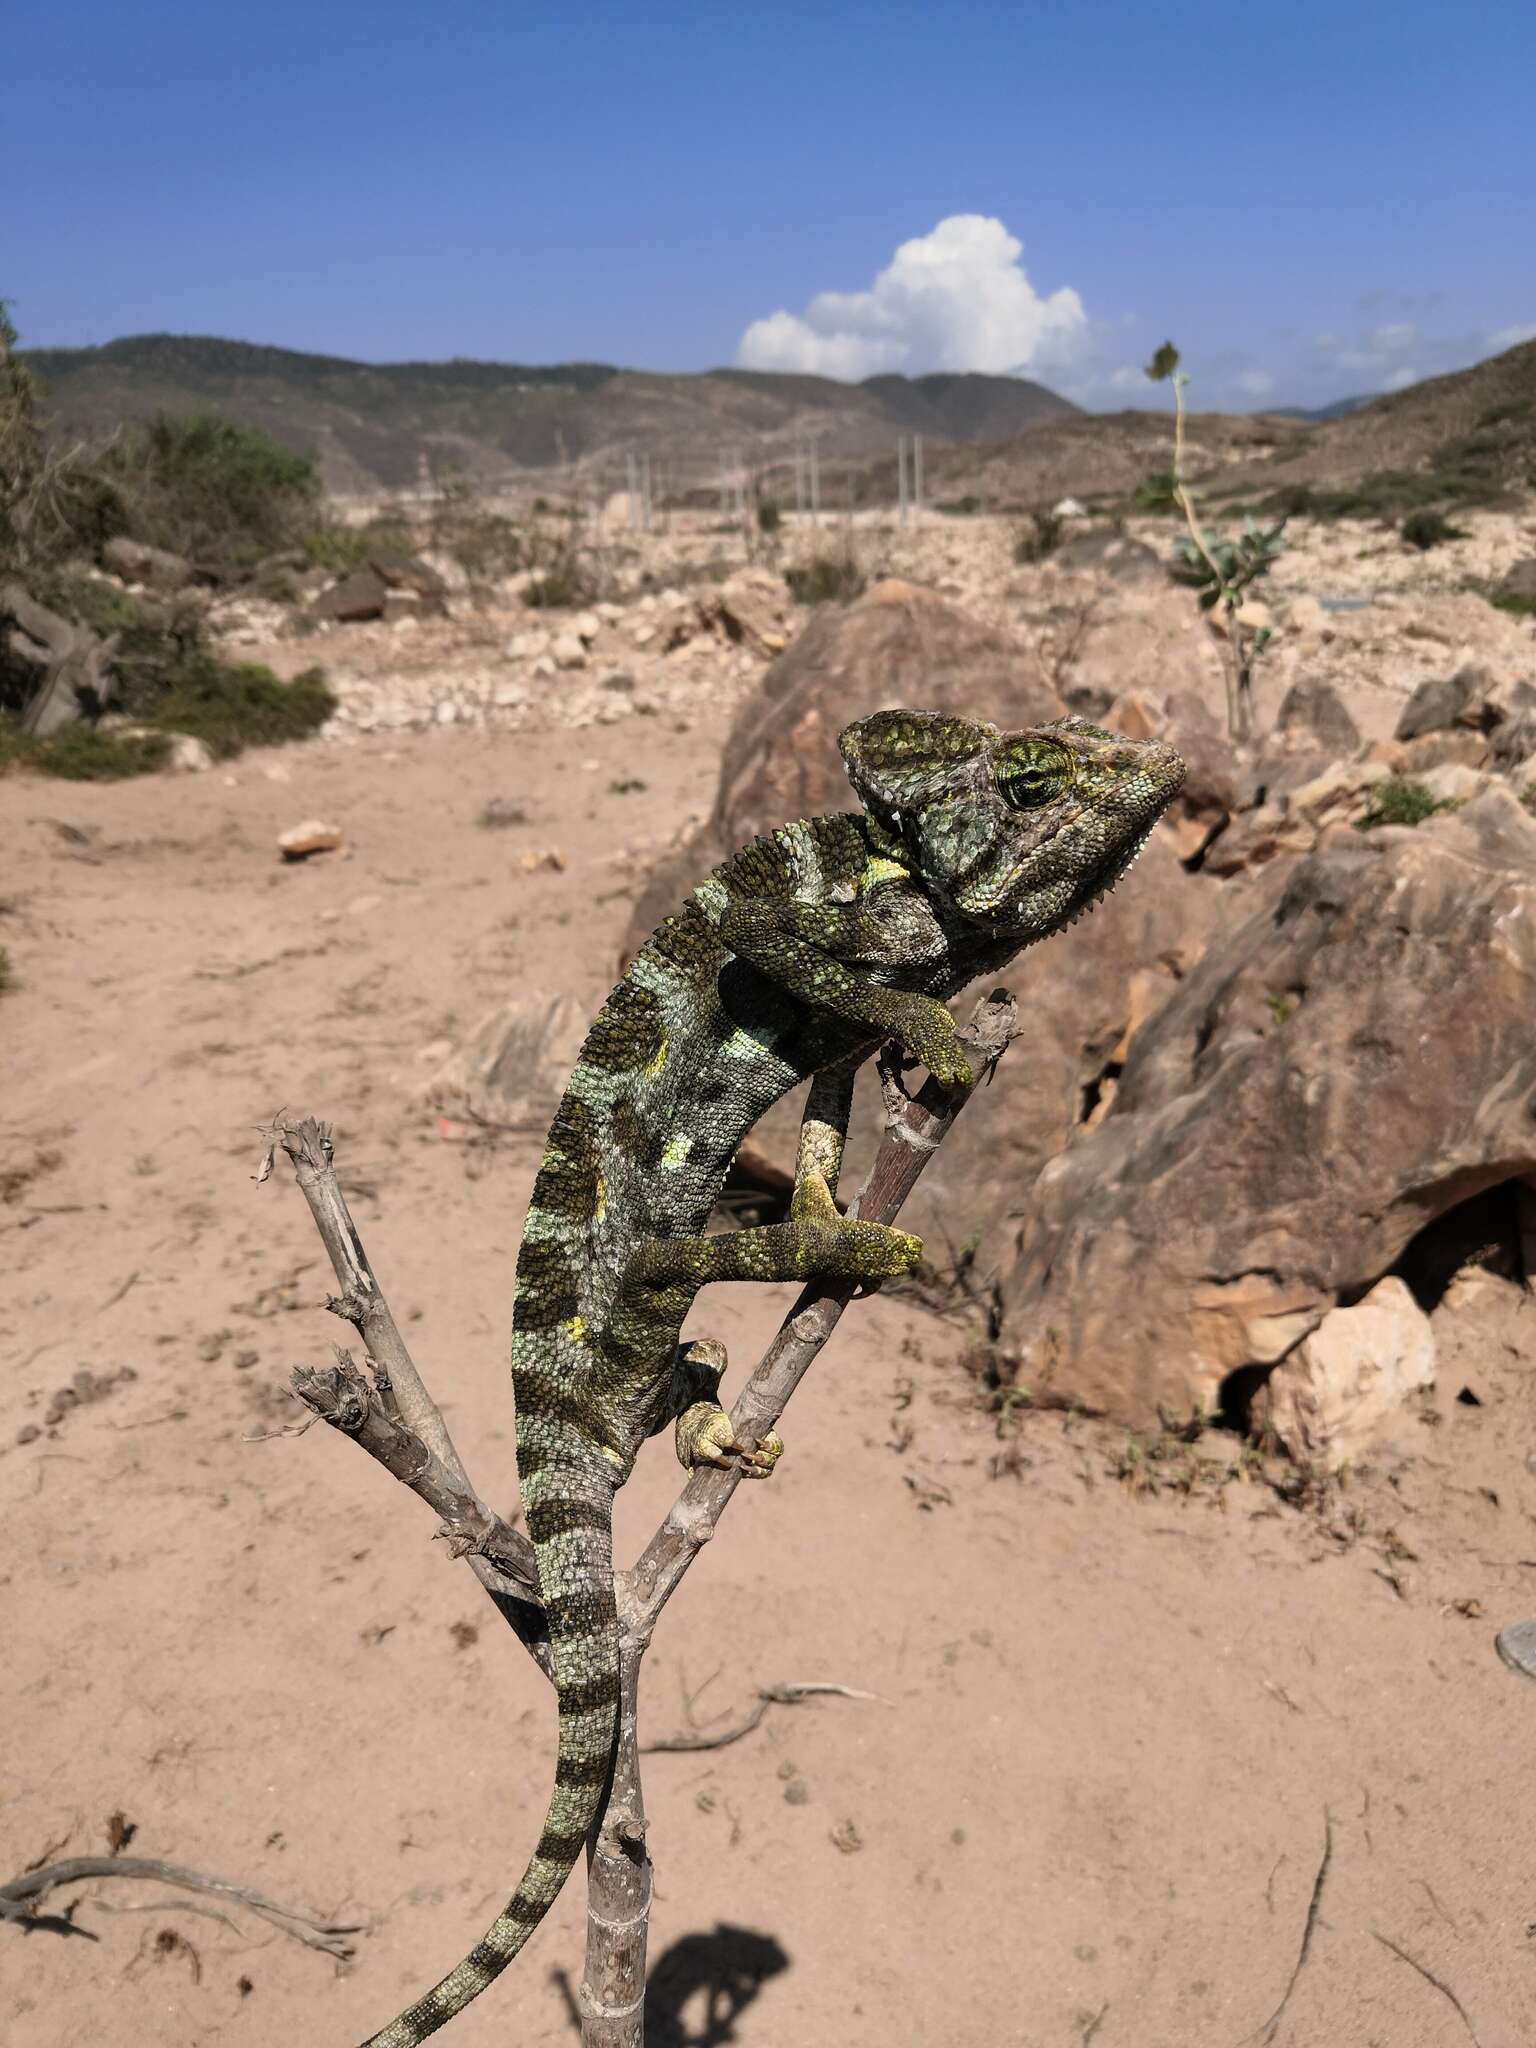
left=262, top=990, right=1020, bottom=2044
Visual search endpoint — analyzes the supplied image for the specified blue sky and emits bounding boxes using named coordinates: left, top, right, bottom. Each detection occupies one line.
left=6, top=0, right=1533, bottom=410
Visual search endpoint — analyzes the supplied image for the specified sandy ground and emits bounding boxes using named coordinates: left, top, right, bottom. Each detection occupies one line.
left=6, top=702, right=1536, bottom=2048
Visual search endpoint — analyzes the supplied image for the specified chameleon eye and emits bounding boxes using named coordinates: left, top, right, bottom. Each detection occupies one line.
left=995, top=738, right=1074, bottom=811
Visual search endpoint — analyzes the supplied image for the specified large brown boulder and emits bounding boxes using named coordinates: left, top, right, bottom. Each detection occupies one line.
left=624, top=578, right=1064, bottom=947
left=997, top=788, right=1536, bottom=1428
left=623, top=577, right=1230, bottom=1246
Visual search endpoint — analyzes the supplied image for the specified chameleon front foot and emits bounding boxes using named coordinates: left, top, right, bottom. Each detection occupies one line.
left=676, top=1402, right=783, bottom=1479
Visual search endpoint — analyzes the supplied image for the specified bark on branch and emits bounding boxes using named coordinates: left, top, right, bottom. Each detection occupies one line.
left=264, top=990, right=1020, bottom=2044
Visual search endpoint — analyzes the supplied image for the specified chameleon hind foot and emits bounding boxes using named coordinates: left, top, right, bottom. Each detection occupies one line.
left=677, top=1402, right=783, bottom=1479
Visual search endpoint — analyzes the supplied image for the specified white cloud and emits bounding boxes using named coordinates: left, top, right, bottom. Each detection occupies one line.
left=1382, top=364, right=1419, bottom=391
left=1106, top=363, right=1150, bottom=392
left=735, top=215, right=1090, bottom=382
left=1490, top=323, right=1536, bottom=351
left=1233, top=370, right=1275, bottom=397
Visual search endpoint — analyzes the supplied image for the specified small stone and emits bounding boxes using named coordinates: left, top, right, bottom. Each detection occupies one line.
left=829, top=1818, right=863, bottom=1854
left=783, top=1780, right=810, bottom=1805
left=232, top=1349, right=259, bottom=1370
left=16, top=1424, right=40, bottom=1445
left=434, top=700, right=457, bottom=725
left=278, top=819, right=346, bottom=862
left=197, top=1331, right=230, bottom=1362
left=551, top=633, right=587, bottom=671
left=1496, top=1619, right=1536, bottom=1680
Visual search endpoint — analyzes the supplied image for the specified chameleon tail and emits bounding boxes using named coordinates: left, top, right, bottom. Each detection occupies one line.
left=358, top=1467, right=620, bottom=2048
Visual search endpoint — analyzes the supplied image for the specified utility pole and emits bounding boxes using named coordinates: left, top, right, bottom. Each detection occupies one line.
left=912, top=433, right=924, bottom=520
left=626, top=450, right=639, bottom=531
left=809, top=436, right=820, bottom=523
left=897, top=435, right=909, bottom=524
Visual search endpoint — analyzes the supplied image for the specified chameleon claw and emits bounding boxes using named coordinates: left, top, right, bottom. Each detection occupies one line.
left=677, top=1404, right=783, bottom=1478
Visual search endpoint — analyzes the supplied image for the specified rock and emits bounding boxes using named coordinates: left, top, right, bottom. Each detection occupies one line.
left=1051, top=532, right=1164, bottom=585
left=507, top=629, right=549, bottom=660
left=1052, top=497, right=1086, bottom=519
left=382, top=591, right=428, bottom=624
left=1252, top=1278, right=1435, bottom=1469
left=101, top=536, right=193, bottom=590
left=368, top=552, right=448, bottom=608
left=1394, top=664, right=1493, bottom=741
left=551, top=632, right=588, bottom=671
left=1395, top=727, right=1490, bottom=775
left=311, top=568, right=388, bottom=623
left=700, top=581, right=790, bottom=658
left=1495, top=558, right=1536, bottom=606
left=1275, top=678, right=1361, bottom=759
left=1418, top=762, right=1488, bottom=805
left=622, top=577, right=1229, bottom=1245
left=423, top=993, right=590, bottom=1127
left=1104, top=690, right=1164, bottom=742
left=572, top=610, right=602, bottom=644
left=1284, top=594, right=1331, bottom=647
left=278, top=819, right=346, bottom=861
left=997, top=787, right=1536, bottom=1428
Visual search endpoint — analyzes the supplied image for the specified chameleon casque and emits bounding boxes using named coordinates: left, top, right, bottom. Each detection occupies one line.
left=362, top=708, right=1186, bottom=2046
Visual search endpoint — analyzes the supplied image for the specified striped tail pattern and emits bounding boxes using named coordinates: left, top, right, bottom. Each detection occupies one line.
left=358, top=1460, right=620, bottom=2046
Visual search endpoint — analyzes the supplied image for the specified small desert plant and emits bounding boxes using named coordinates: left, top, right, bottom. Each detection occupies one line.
left=1401, top=509, right=1465, bottom=551
left=1354, top=779, right=1451, bottom=830
left=1013, top=508, right=1064, bottom=564
left=756, top=498, right=781, bottom=535
left=1145, top=341, right=1284, bottom=742
left=1491, top=588, right=1536, bottom=618
left=937, top=494, right=982, bottom=517
left=784, top=554, right=865, bottom=605
left=1133, top=469, right=1180, bottom=514
left=303, top=514, right=416, bottom=573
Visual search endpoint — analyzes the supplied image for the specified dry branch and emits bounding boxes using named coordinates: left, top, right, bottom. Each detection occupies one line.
left=0, top=1856, right=361, bottom=1958
left=267, top=989, right=1020, bottom=2044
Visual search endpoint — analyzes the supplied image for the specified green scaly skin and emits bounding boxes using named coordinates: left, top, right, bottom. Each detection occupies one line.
left=359, top=710, right=1185, bottom=2045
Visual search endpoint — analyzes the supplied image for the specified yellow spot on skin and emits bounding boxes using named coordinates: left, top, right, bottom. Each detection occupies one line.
left=661, top=1134, right=693, bottom=1169
left=859, top=855, right=910, bottom=893
left=598, top=1444, right=625, bottom=1467
left=562, top=1315, right=587, bottom=1342
left=645, top=1033, right=669, bottom=1077
left=594, top=1170, right=606, bottom=1222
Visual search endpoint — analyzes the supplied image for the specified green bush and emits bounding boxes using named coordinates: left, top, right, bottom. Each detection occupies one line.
left=1354, top=779, right=1451, bottom=831
left=1013, top=508, right=1063, bottom=563
left=0, top=717, right=170, bottom=779
left=83, top=413, right=321, bottom=580
left=784, top=555, right=866, bottom=605
left=757, top=499, right=781, bottom=535
left=1260, top=469, right=1494, bottom=523
left=1491, top=590, right=1536, bottom=618
left=303, top=515, right=415, bottom=572
left=1401, top=510, right=1465, bottom=550
left=937, top=494, right=982, bottom=516
left=137, top=657, right=334, bottom=756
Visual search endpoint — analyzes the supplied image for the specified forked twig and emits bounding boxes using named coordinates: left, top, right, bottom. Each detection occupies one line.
left=265, top=990, right=1021, bottom=2043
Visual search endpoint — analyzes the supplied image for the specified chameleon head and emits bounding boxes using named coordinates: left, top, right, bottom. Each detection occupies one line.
left=839, top=709, right=1187, bottom=939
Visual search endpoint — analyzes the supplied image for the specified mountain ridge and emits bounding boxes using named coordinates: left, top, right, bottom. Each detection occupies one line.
left=20, top=333, right=1079, bottom=495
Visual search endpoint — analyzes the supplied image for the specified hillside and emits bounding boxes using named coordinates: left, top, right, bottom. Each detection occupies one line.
left=19, top=334, right=1078, bottom=495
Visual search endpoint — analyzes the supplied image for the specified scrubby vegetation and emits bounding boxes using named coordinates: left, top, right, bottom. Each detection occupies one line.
left=1013, top=508, right=1063, bottom=563
left=0, top=301, right=335, bottom=777
left=784, top=554, right=867, bottom=606
left=1354, top=779, right=1453, bottom=830
left=1400, top=509, right=1465, bottom=550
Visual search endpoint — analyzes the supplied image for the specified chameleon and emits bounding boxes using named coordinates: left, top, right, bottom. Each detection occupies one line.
left=360, top=708, right=1186, bottom=2045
